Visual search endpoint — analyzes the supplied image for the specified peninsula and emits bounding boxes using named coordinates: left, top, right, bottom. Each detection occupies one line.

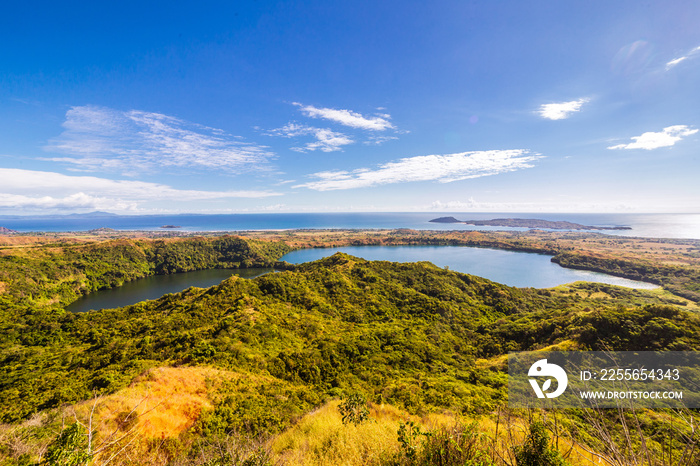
left=429, top=216, right=632, bottom=230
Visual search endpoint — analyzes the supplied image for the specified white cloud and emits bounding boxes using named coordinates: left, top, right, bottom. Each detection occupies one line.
left=44, top=106, right=273, bottom=174
left=666, top=45, right=700, bottom=70
left=364, top=135, right=399, bottom=145
left=294, top=150, right=542, bottom=191
left=608, top=125, right=698, bottom=150
left=429, top=199, right=483, bottom=210
left=267, top=123, right=353, bottom=152
left=538, top=98, right=589, bottom=120
left=427, top=199, right=640, bottom=213
left=293, top=103, right=395, bottom=131
left=266, top=123, right=311, bottom=138
left=297, top=129, right=353, bottom=153
left=265, top=104, right=400, bottom=150
left=0, top=168, right=280, bottom=212
left=665, top=56, right=688, bottom=70
left=0, top=192, right=139, bottom=212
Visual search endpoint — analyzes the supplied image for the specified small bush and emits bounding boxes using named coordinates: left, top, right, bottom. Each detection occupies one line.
left=512, top=420, right=567, bottom=466
left=42, top=423, right=91, bottom=466
left=338, top=393, right=369, bottom=426
left=419, top=422, right=494, bottom=466
left=397, top=421, right=428, bottom=462
left=383, top=421, right=495, bottom=466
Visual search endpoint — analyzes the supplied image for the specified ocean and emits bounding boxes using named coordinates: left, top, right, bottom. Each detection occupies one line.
left=1, top=212, right=699, bottom=240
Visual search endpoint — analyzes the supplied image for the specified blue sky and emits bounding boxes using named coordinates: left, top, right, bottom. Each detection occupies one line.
left=2, top=0, right=699, bottom=214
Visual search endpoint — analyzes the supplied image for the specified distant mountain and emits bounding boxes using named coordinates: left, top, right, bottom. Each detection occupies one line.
left=0, top=211, right=121, bottom=220
left=0, top=226, right=17, bottom=234
left=64, top=211, right=120, bottom=218
left=429, top=217, right=632, bottom=230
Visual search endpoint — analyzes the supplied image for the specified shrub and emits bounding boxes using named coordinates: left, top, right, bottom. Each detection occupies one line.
left=512, top=420, right=567, bottom=466
left=338, top=393, right=369, bottom=425
left=42, top=423, right=91, bottom=466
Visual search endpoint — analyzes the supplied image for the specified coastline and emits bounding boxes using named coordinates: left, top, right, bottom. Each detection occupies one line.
left=1, top=212, right=700, bottom=239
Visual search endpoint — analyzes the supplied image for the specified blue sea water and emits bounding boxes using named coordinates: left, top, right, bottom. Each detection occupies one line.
left=1, top=212, right=700, bottom=239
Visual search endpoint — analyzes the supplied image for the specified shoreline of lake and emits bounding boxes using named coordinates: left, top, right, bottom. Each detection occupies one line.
left=66, top=267, right=273, bottom=313
left=280, top=245, right=658, bottom=290
left=65, top=244, right=658, bottom=314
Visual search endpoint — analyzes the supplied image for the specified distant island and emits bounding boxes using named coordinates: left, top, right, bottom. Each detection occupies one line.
left=0, top=226, right=17, bottom=234
left=87, top=227, right=117, bottom=234
left=160, top=225, right=182, bottom=229
left=429, top=217, right=632, bottom=231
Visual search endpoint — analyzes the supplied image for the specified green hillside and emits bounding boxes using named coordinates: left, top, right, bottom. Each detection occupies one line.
left=2, top=240, right=700, bottom=464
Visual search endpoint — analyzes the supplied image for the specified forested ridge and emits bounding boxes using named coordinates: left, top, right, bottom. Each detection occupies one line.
left=1, top=235, right=700, bottom=464
left=552, top=251, right=700, bottom=302
left=0, top=236, right=291, bottom=308
left=241, top=228, right=700, bottom=303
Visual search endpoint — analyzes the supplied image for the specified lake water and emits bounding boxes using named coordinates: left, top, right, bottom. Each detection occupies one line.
left=66, top=245, right=656, bottom=313
left=66, top=268, right=272, bottom=313
left=279, top=245, right=658, bottom=289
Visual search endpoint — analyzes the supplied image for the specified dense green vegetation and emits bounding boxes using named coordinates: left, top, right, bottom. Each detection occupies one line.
left=3, top=252, right=700, bottom=424
left=242, top=228, right=700, bottom=303
left=2, top=234, right=700, bottom=464
left=0, top=236, right=291, bottom=308
left=552, top=251, right=700, bottom=302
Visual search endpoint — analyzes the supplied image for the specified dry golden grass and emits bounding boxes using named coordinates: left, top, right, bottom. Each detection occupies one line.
left=271, top=400, right=608, bottom=466
left=63, top=365, right=299, bottom=464
left=70, top=366, right=216, bottom=459
left=0, top=364, right=617, bottom=466
left=64, top=366, right=250, bottom=464
left=272, top=400, right=408, bottom=466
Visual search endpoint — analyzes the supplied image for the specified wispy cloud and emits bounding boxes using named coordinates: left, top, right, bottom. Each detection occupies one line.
left=666, top=45, right=700, bottom=71
left=265, top=103, right=400, bottom=151
left=266, top=123, right=310, bottom=138
left=0, top=168, right=280, bottom=212
left=293, top=103, right=395, bottom=131
left=666, top=56, right=688, bottom=70
left=44, top=106, right=274, bottom=174
left=429, top=199, right=484, bottom=211
left=428, top=199, right=639, bottom=213
left=538, top=98, right=589, bottom=120
left=294, top=150, right=541, bottom=191
left=608, top=125, right=698, bottom=150
left=267, top=123, right=353, bottom=152
left=364, top=135, right=399, bottom=145
left=0, top=192, right=137, bottom=211
left=296, top=129, right=353, bottom=153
